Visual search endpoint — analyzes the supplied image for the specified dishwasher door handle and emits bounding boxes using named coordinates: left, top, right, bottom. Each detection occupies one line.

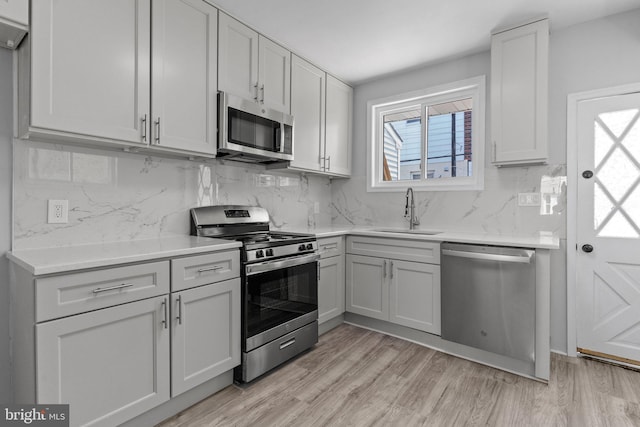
left=442, top=249, right=533, bottom=264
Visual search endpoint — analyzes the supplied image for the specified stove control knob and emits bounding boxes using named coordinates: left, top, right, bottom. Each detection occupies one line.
left=306, top=243, right=313, bottom=250
left=255, top=249, right=264, bottom=258
left=265, top=249, right=274, bottom=257
left=298, top=244, right=306, bottom=251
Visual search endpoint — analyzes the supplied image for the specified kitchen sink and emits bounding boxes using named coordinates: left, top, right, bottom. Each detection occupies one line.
left=371, top=228, right=442, bottom=235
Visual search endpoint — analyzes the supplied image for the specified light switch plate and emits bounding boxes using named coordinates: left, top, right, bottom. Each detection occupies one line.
left=48, top=199, right=69, bottom=223
left=517, top=193, right=541, bottom=207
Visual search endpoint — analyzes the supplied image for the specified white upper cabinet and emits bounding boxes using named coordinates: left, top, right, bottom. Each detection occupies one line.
left=23, top=0, right=218, bottom=157
left=29, top=0, right=151, bottom=145
left=288, top=55, right=352, bottom=177
left=290, top=55, right=326, bottom=172
left=491, top=18, right=549, bottom=166
left=218, top=13, right=290, bottom=113
left=325, top=74, right=353, bottom=176
left=151, top=0, right=217, bottom=155
left=0, top=0, right=28, bottom=49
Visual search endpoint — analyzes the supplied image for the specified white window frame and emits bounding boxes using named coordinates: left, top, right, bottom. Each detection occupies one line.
left=367, top=76, right=486, bottom=192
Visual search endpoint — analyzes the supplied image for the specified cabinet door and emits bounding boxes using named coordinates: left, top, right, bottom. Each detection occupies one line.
left=171, top=278, right=240, bottom=397
left=30, top=0, right=150, bottom=145
left=218, top=13, right=258, bottom=102
left=258, top=36, right=291, bottom=113
left=389, top=260, right=441, bottom=334
left=36, top=296, right=170, bottom=427
left=151, top=0, right=217, bottom=155
left=0, top=0, right=27, bottom=25
left=290, top=55, right=326, bottom=172
left=325, top=75, right=353, bottom=176
left=491, top=19, right=548, bottom=166
left=346, top=254, right=388, bottom=320
left=318, top=255, right=345, bottom=324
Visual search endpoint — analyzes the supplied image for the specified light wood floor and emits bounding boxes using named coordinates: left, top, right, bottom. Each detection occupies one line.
left=158, top=324, right=640, bottom=426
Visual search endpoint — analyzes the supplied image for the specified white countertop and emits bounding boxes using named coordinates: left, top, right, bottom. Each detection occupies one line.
left=288, top=226, right=559, bottom=250
left=8, top=227, right=559, bottom=276
left=8, top=236, right=242, bottom=276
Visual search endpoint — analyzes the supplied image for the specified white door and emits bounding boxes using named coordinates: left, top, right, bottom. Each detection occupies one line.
left=325, top=75, right=353, bottom=176
left=576, top=91, right=640, bottom=364
left=36, top=296, right=170, bottom=427
left=318, top=255, right=345, bottom=324
left=171, top=279, right=240, bottom=397
left=389, top=260, right=441, bottom=334
left=290, top=55, right=325, bottom=172
left=151, top=0, right=217, bottom=155
left=345, top=254, right=388, bottom=320
left=30, top=0, right=150, bottom=144
left=218, top=13, right=258, bottom=102
left=258, top=36, right=291, bottom=113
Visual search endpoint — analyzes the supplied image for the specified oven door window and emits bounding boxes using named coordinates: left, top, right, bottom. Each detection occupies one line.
left=228, top=107, right=281, bottom=152
left=245, top=261, right=318, bottom=338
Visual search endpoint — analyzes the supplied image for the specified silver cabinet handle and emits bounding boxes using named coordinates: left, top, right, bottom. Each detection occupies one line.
left=92, top=283, right=134, bottom=294
left=327, top=156, right=331, bottom=171
left=383, top=260, right=387, bottom=278
left=442, top=249, right=533, bottom=264
left=321, top=243, right=338, bottom=251
left=141, top=114, right=147, bottom=142
left=198, top=265, right=224, bottom=273
left=176, top=295, right=182, bottom=325
left=154, top=118, right=161, bottom=145
left=390, top=261, right=394, bottom=279
left=254, top=83, right=259, bottom=101
left=279, top=338, right=295, bottom=350
left=161, top=298, right=168, bottom=329
left=260, top=85, right=265, bottom=104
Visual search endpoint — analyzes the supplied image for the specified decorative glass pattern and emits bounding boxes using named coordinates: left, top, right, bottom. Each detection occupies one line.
left=594, top=108, right=640, bottom=238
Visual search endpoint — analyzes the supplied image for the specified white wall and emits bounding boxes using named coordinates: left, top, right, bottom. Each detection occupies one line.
left=0, top=48, right=13, bottom=402
left=333, top=8, right=640, bottom=354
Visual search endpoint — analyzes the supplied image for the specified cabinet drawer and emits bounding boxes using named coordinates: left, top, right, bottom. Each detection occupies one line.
left=346, top=236, right=440, bottom=264
left=171, top=250, right=240, bottom=291
left=317, top=236, right=344, bottom=259
left=36, top=261, right=170, bottom=322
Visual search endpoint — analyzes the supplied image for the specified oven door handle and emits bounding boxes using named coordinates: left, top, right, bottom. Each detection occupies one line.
left=246, top=253, right=320, bottom=275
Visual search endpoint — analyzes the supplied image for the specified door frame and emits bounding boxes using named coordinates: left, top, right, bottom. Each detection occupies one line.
left=566, top=82, right=640, bottom=357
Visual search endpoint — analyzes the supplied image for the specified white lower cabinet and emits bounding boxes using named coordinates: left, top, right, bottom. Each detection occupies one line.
left=318, top=237, right=346, bottom=324
left=12, top=248, right=241, bottom=427
left=171, top=278, right=240, bottom=397
left=36, top=296, right=170, bottom=427
left=389, top=260, right=440, bottom=333
left=346, top=236, right=441, bottom=335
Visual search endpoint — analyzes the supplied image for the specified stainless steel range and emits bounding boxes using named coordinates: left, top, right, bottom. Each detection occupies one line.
left=190, top=205, right=319, bottom=382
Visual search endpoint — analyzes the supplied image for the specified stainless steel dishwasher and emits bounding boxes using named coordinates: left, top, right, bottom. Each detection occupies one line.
left=441, top=242, right=536, bottom=363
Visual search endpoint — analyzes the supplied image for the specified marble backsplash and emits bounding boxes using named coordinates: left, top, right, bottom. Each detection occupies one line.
left=13, top=140, right=332, bottom=250
left=331, top=164, right=567, bottom=238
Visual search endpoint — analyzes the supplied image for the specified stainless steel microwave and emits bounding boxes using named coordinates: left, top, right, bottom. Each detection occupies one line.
left=217, top=91, right=293, bottom=163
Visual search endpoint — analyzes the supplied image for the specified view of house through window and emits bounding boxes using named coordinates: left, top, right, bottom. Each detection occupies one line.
left=368, top=76, right=485, bottom=192
left=382, top=99, right=473, bottom=181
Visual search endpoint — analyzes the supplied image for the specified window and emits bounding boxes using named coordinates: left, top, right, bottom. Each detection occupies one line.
left=367, top=76, right=485, bottom=191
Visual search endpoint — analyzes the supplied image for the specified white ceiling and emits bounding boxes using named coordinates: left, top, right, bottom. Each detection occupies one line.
left=211, top=0, right=640, bottom=85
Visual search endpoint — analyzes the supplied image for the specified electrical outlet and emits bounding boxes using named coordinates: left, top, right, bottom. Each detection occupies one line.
left=48, top=199, right=69, bottom=224
left=517, top=193, right=541, bottom=207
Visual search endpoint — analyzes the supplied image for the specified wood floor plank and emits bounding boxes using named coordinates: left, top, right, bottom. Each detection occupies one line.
left=157, top=324, right=640, bottom=427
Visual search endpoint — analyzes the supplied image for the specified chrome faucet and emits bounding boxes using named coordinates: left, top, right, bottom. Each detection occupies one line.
left=404, top=187, right=420, bottom=230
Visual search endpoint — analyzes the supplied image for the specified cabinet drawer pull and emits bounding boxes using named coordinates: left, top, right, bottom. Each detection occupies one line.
left=279, top=338, right=295, bottom=350
left=176, top=295, right=182, bottom=325
left=321, top=243, right=338, bottom=251
left=154, top=117, right=161, bottom=145
left=92, top=283, right=134, bottom=294
left=141, top=114, right=147, bottom=142
left=198, top=265, right=225, bottom=273
left=161, top=298, right=168, bottom=329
